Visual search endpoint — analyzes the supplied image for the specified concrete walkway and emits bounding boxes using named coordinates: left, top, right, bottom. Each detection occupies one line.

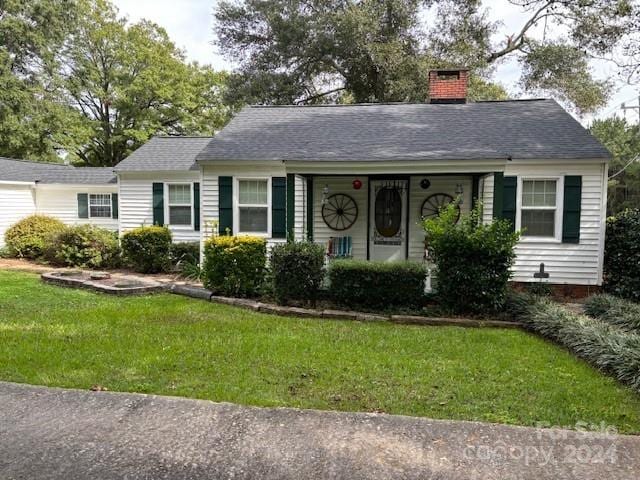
left=0, top=382, right=638, bottom=480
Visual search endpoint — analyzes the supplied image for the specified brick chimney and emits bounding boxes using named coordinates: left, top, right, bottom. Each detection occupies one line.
left=429, top=69, right=469, bottom=104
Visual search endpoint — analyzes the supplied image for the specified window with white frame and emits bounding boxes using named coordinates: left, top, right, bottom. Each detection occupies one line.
left=168, top=184, right=192, bottom=226
left=520, top=179, right=557, bottom=237
left=238, top=179, right=268, bottom=233
left=89, top=194, right=112, bottom=218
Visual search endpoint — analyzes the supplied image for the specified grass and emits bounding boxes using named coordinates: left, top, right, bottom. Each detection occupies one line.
left=1, top=270, right=640, bottom=433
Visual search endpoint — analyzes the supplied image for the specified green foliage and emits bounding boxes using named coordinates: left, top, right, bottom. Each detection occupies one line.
left=44, top=224, right=120, bottom=269
left=170, top=242, right=201, bottom=280
left=120, top=225, right=172, bottom=273
left=214, top=0, right=638, bottom=113
left=202, top=236, right=267, bottom=297
left=4, top=215, right=66, bottom=259
left=519, top=297, right=640, bottom=393
left=270, top=241, right=325, bottom=305
left=604, top=209, right=640, bottom=301
left=327, top=259, right=426, bottom=309
left=584, top=294, right=640, bottom=333
left=424, top=203, right=520, bottom=314
left=590, top=117, right=640, bottom=215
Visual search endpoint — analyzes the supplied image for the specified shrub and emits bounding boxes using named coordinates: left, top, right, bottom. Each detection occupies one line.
left=4, top=215, right=65, bottom=259
left=604, top=209, right=640, bottom=301
left=424, top=203, right=520, bottom=314
left=584, top=294, right=640, bottom=333
left=328, top=259, right=426, bottom=309
left=202, top=236, right=266, bottom=297
left=44, top=225, right=120, bottom=269
left=169, top=241, right=201, bottom=279
left=270, top=241, right=325, bottom=305
left=519, top=297, right=640, bottom=393
left=120, top=226, right=172, bottom=273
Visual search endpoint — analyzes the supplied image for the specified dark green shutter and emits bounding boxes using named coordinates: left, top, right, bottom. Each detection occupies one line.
left=562, top=176, right=582, bottom=243
left=152, top=183, right=164, bottom=226
left=502, top=176, right=517, bottom=231
left=111, top=193, right=118, bottom=219
left=77, top=193, right=88, bottom=219
left=272, top=177, right=287, bottom=239
left=193, top=183, right=200, bottom=231
left=492, top=172, right=504, bottom=219
left=306, top=176, right=314, bottom=241
left=218, top=176, right=233, bottom=235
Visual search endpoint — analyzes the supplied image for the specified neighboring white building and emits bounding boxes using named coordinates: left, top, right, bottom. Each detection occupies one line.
left=0, top=158, right=118, bottom=248
left=0, top=69, right=612, bottom=288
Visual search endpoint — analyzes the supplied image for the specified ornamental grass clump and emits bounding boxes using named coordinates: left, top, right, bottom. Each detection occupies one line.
left=423, top=202, right=520, bottom=314
left=202, top=235, right=266, bottom=297
left=584, top=294, right=640, bottom=333
left=520, top=297, right=640, bottom=393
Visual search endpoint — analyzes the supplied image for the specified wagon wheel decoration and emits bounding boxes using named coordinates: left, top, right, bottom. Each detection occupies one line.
left=421, top=193, right=460, bottom=222
left=322, top=194, right=358, bottom=231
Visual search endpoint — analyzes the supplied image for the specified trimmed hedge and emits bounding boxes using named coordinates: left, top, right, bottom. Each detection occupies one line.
left=121, top=226, right=172, bottom=273
left=519, top=296, right=640, bottom=393
left=604, top=209, right=640, bottom=301
left=202, top=236, right=266, bottom=297
left=584, top=294, right=640, bottom=333
left=328, top=259, right=426, bottom=309
left=4, top=215, right=65, bottom=259
left=270, top=241, right=325, bottom=305
left=424, top=203, right=520, bottom=314
left=44, top=225, right=120, bottom=269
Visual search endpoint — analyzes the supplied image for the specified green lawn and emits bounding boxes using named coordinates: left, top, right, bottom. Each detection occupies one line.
left=2, top=270, right=640, bottom=433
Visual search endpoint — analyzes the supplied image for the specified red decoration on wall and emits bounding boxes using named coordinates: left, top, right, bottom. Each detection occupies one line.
left=352, top=179, right=362, bottom=190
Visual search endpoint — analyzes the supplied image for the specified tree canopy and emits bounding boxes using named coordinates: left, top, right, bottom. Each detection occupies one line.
left=0, top=0, right=234, bottom=166
left=591, top=117, right=640, bottom=215
left=214, top=0, right=640, bottom=114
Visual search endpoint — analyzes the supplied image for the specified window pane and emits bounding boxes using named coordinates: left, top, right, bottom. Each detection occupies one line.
left=522, top=180, right=556, bottom=207
left=89, top=194, right=111, bottom=218
left=169, top=206, right=191, bottom=225
left=239, top=180, right=267, bottom=205
left=239, top=207, right=268, bottom=232
left=522, top=210, right=555, bottom=237
left=169, top=184, right=191, bottom=204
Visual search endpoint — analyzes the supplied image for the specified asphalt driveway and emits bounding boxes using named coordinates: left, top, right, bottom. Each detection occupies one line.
left=0, top=381, right=638, bottom=479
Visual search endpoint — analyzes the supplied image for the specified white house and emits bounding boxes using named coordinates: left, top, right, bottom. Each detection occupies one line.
left=0, top=69, right=611, bottom=290
left=0, top=157, right=118, bottom=247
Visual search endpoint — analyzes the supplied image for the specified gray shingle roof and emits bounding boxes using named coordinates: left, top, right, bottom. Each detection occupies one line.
left=196, top=99, right=611, bottom=163
left=114, top=136, right=214, bottom=172
left=0, top=157, right=116, bottom=184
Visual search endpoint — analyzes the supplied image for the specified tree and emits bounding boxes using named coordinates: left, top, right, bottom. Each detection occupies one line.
left=0, top=0, right=80, bottom=161
left=214, top=0, right=639, bottom=114
left=591, top=117, right=640, bottom=215
left=61, top=0, right=233, bottom=166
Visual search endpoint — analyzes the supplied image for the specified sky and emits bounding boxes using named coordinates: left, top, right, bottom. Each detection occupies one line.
left=112, top=0, right=640, bottom=125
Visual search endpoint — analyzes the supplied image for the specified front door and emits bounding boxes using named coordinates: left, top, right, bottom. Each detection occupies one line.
left=369, top=179, right=408, bottom=261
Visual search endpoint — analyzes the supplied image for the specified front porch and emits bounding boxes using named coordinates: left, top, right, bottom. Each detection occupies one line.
left=286, top=171, right=504, bottom=262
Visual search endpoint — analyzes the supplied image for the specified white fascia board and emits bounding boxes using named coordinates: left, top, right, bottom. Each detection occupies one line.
left=284, top=160, right=508, bottom=175
left=0, top=180, right=36, bottom=186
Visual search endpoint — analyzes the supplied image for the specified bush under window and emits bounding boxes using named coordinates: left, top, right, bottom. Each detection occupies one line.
left=44, top=225, right=120, bottom=269
left=4, top=215, right=66, bottom=259
left=121, top=225, right=172, bottom=273
left=328, top=259, right=426, bottom=309
left=202, top=236, right=266, bottom=297
left=604, top=209, right=640, bottom=302
left=424, top=203, right=520, bottom=314
left=270, top=241, right=325, bottom=305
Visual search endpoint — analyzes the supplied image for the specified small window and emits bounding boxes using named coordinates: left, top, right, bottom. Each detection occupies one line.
left=168, top=184, right=192, bottom=226
left=521, top=180, right=557, bottom=237
left=238, top=179, right=268, bottom=233
left=89, top=194, right=112, bottom=218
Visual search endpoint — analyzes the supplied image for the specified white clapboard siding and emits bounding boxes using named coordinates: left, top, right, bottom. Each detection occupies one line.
left=0, top=184, right=36, bottom=247
left=118, top=172, right=201, bottom=243
left=408, top=175, right=473, bottom=261
left=480, top=173, right=494, bottom=223
left=313, top=176, right=368, bottom=259
left=294, top=175, right=307, bottom=241
left=35, top=185, right=118, bottom=231
left=504, top=162, right=606, bottom=285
